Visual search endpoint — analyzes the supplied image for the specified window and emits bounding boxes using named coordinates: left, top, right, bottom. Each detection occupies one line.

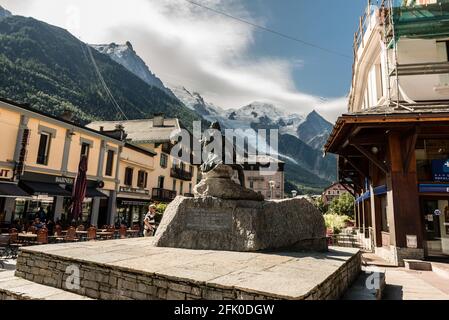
left=37, top=132, right=51, bottom=165
left=180, top=162, right=185, bottom=171
left=180, top=181, right=184, bottom=195
left=80, top=142, right=90, bottom=161
left=160, top=154, right=168, bottom=168
left=124, top=167, right=134, bottom=186
left=172, top=179, right=177, bottom=192
left=189, top=183, right=192, bottom=194
left=105, top=150, right=115, bottom=177
left=137, top=170, right=148, bottom=189
left=157, top=176, right=165, bottom=189
left=249, top=181, right=254, bottom=189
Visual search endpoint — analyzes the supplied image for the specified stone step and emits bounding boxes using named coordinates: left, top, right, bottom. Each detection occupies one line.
left=342, top=268, right=386, bottom=300
left=404, top=259, right=433, bottom=271
left=0, top=270, right=92, bottom=300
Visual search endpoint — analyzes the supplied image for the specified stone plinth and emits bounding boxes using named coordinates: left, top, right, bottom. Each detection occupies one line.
left=12, top=239, right=361, bottom=300
left=153, top=196, right=327, bottom=252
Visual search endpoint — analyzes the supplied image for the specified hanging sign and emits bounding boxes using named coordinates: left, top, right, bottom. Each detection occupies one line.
left=434, top=209, right=442, bottom=216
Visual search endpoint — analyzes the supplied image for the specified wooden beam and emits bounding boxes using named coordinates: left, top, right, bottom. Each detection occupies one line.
left=342, top=156, right=367, bottom=179
left=352, top=143, right=389, bottom=174
left=339, top=181, right=356, bottom=197
left=402, top=127, right=419, bottom=174
left=349, top=136, right=386, bottom=145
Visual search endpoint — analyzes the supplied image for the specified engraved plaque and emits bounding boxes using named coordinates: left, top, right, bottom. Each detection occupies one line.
left=186, top=208, right=232, bottom=231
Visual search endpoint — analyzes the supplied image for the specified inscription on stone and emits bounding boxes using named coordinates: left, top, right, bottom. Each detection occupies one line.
left=186, top=209, right=232, bottom=231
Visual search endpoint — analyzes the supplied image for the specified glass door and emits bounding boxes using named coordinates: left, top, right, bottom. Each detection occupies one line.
left=422, top=199, right=449, bottom=257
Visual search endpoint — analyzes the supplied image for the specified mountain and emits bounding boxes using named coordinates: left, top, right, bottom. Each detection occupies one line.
left=297, top=110, right=333, bottom=150
left=92, top=42, right=175, bottom=97
left=170, top=86, right=224, bottom=119
left=171, top=88, right=336, bottom=194
left=0, top=14, right=201, bottom=127
left=0, top=6, right=11, bottom=20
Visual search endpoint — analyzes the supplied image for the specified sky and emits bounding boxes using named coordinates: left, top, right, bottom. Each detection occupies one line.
left=0, top=0, right=367, bottom=122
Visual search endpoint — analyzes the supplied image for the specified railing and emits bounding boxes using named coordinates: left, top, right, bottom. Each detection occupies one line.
left=170, top=167, right=193, bottom=181
left=184, top=193, right=194, bottom=198
left=151, top=188, right=177, bottom=202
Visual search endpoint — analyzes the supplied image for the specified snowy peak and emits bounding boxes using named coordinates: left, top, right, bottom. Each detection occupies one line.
left=0, top=6, right=12, bottom=19
left=226, top=102, right=304, bottom=124
left=92, top=42, right=174, bottom=97
left=170, top=85, right=223, bottom=117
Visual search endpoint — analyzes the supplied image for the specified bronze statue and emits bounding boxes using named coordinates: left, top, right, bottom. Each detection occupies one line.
left=200, top=122, right=246, bottom=188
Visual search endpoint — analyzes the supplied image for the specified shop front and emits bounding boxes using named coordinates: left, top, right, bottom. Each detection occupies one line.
left=417, top=139, right=449, bottom=258
left=16, top=172, right=107, bottom=224
left=116, top=186, right=152, bottom=228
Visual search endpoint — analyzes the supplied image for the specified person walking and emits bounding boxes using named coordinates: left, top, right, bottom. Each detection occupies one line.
left=143, top=204, right=157, bottom=237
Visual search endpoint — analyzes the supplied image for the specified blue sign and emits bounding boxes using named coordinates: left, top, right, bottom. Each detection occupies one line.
left=432, top=159, right=449, bottom=182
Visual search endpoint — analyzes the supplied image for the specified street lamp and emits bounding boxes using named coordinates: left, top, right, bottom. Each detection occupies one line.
left=269, top=180, right=276, bottom=199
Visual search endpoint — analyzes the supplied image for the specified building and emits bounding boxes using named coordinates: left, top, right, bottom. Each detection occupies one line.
left=88, top=115, right=199, bottom=204
left=322, top=183, right=353, bottom=205
left=325, top=0, right=449, bottom=265
left=231, top=156, right=285, bottom=200
left=0, top=98, right=125, bottom=227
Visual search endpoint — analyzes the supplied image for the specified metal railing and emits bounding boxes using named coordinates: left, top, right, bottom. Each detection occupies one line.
left=151, top=188, right=177, bottom=202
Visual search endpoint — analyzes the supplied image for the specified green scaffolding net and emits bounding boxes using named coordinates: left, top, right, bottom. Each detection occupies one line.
left=391, top=0, right=449, bottom=39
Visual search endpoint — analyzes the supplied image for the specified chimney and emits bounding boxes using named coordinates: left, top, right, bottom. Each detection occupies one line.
left=99, top=126, right=104, bottom=132
left=60, top=109, right=74, bottom=122
left=153, top=114, right=165, bottom=127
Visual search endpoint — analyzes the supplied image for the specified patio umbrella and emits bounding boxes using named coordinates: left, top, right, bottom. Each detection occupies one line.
left=70, top=155, right=88, bottom=221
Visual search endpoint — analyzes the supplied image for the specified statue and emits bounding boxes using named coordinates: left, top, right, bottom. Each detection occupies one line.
left=199, top=122, right=246, bottom=188
left=194, top=122, right=264, bottom=201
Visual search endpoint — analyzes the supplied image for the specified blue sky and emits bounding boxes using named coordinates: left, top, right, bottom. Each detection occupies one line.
left=245, top=0, right=366, bottom=98
left=1, top=0, right=368, bottom=121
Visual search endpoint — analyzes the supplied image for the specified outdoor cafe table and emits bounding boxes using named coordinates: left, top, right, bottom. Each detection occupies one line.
left=97, top=231, right=114, bottom=239
left=18, top=233, right=37, bottom=244
left=126, top=229, right=140, bottom=237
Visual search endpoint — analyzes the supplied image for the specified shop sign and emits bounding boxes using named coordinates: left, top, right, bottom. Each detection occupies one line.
left=21, top=172, right=74, bottom=185
left=432, top=159, right=449, bottom=182
left=406, top=235, right=418, bottom=249
left=119, top=186, right=150, bottom=195
left=0, top=168, right=13, bottom=180
left=119, top=200, right=151, bottom=206
left=14, top=128, right=30, bottom=178
left=434, top=209, right=442, bottom=216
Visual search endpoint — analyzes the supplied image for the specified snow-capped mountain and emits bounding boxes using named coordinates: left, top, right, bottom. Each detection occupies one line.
left=224, top=102, right=305, bottom=138
left=297, top=110, right=333, bottom=150
left=169, top=86, right=224, bottom=118
left=92, top=42, right=175, bottom=97
left=0, top=6, right=12, bottom=19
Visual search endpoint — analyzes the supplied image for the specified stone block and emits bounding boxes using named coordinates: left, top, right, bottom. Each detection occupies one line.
left=168, top=282, right=192, bottom=294
left=166, top=290, right=186, bottom=300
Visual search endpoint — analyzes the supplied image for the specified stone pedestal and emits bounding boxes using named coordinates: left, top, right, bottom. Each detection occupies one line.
left=154, top=196, right=327, bottom=252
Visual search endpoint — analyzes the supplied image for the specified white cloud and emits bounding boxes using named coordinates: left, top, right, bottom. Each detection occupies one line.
left=0, top=0, right=348, bottom=122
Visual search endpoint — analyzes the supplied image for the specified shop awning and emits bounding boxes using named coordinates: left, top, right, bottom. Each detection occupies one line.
left=355, top=185, right=387, bottom=204
left=19, top=181, right=72, bottom=197
left=86, top=188, right=108, bottom=199
left=0, top=182, right=30, bottom=197
left=419, top=184, right=449, bottom=194
left=65, top=185, right=108, bottom=199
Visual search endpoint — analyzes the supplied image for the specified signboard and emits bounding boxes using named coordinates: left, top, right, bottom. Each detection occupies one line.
left=119, top=186, right=150, bottom=195
left=14, top=128, right=30, bottom=178
left=406, top=235, right=418, bottom=249
left=431, top=159, right=449, bottom=182
left=0, top=168, right=13, bottom=180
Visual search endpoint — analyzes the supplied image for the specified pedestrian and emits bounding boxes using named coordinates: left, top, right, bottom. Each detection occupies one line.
left=143, top=204, right=157, bottom=237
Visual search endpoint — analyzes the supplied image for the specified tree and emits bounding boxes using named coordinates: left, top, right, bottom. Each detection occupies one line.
left=314, top=197, right=328, bottom=215
left=329, top=192, right=355, bottom=218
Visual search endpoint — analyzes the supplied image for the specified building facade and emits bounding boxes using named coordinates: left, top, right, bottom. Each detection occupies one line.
left=325, top=0, right=449, bottom=265
left=0, top=98, right=124, bottom=227
left=88, top=116, right=199, bottom=204
left=322, top=183, right=353, bottom=205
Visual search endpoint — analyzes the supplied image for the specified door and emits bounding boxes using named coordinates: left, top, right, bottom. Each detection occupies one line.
left=422, top=199, right=449, bottom=257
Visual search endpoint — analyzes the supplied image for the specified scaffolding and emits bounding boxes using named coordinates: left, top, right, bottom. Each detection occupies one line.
left=351, top=0, right=449, bottom=112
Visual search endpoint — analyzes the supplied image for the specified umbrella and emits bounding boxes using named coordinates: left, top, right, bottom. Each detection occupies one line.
left=70, top=155, right=88, bottom=221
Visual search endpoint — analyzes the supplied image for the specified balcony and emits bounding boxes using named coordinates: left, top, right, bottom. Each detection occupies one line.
left=151, top=188, right=177, bottom=202
left=184, top=193, right=194, bottom=198
left=170, top=167, right=193, bottom=181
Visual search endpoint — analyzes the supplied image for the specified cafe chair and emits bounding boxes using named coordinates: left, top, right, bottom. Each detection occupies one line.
left=87, top=227, right=97, bottom=241
left=36, top=228, right=48, bottom=245
left=64, top=227, right=79, bottom=242
left=119, top=225, right=127, bottom=239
